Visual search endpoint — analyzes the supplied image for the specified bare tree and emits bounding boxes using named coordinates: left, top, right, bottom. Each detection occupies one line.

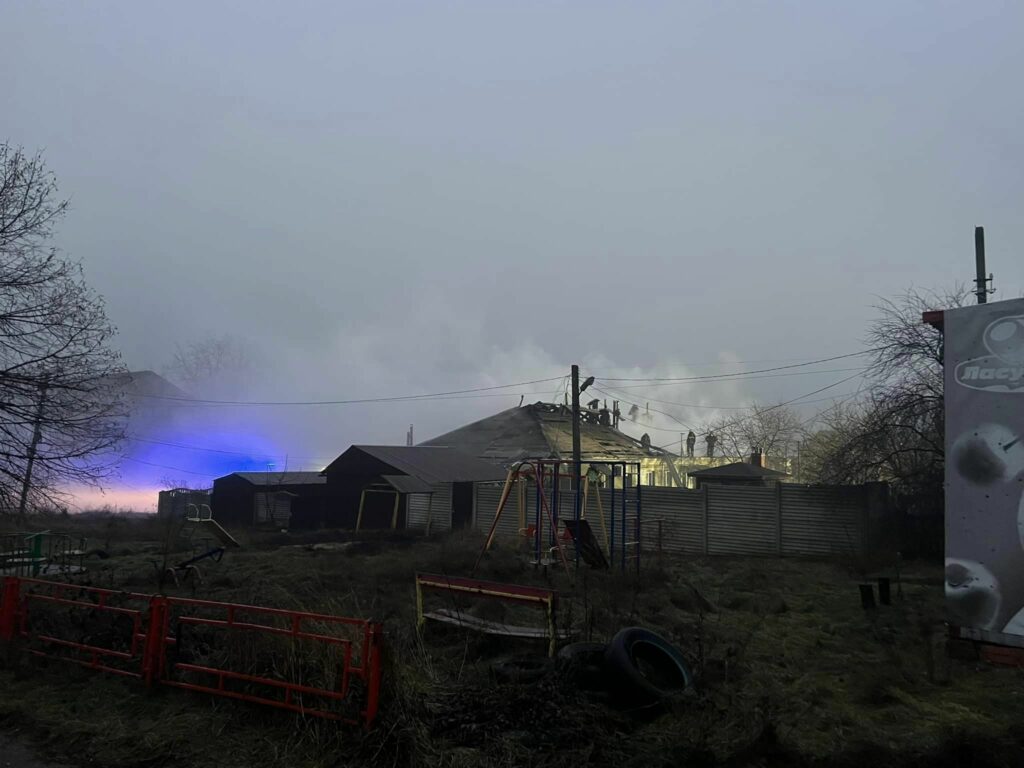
left=703, top=403, right=806, bottom=461
left=163, top=335, right=255, bottom=398
left=0, top=142, right=127, bottom=513
left=805, top=286, right=971, bottom=512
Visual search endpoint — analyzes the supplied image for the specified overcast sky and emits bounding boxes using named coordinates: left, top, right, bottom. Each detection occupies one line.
left=3, top=2, right=1023, bottom=501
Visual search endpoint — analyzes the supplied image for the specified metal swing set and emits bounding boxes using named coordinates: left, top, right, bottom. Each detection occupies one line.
left=473, top=458, right=643, bottom=577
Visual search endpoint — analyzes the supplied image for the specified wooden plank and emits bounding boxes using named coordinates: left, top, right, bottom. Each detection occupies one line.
left=416, top=572, right=554, bottom=602
left=423, top=608, right=572, bottom=640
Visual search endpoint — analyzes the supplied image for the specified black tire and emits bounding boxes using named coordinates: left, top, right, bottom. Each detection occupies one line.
left=604, top=627, right=694, bottom=707
left=491, top=654, right=554, bottom=684
left=557, top=642, right=609, bottom=690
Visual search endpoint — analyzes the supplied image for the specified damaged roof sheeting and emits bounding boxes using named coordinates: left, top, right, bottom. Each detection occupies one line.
left=421, top=402, right=672, bottom=462
left=322, top=445, right=507, bottom=485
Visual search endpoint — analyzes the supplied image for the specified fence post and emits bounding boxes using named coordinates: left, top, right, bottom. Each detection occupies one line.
left=776, top=482, right=784, bottom=557
left=364, top=624, right=384, bottom=729
left=142, top=595, right=167, bottom=686
left=702, top=487, right=709, bottom=555
left=0, top=577, right=21, bottom=642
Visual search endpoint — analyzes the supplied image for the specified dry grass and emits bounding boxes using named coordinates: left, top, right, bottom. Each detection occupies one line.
left=2, top=516, right=1024, bottom=767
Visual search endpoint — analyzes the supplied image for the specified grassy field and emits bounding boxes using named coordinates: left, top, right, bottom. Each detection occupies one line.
left=1, top=513, right=1023, bottom=767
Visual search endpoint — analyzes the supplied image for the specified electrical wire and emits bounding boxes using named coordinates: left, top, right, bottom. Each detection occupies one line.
left=612, top=370, right=868, bottom=449
left=598, top=350, right=879, bottom=383
left=125, top=376, right=565, bottom=407
left=121, top=456, right=219, bottom=477
left=594, top=386, right=865, bottom=411
left=601, top=366, right=867, bottom=389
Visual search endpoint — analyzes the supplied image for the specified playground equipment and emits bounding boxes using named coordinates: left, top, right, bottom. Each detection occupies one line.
left=415, top=572, right=570, bottom=656
left=475, top=459, right=642, bottom=576
left=184, top=504, right=241, bottom=549
left=161, top=505, right=239, bottom=586
left=0, top=531, right=86, bottom=578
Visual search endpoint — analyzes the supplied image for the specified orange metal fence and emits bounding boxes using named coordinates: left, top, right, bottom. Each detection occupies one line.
left=0, top=576, right=383, bottom=728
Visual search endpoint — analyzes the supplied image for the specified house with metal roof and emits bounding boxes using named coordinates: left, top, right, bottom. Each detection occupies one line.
left=420, top=401, right=686, bottom=487
left=322, top=445, right=508, bottom=531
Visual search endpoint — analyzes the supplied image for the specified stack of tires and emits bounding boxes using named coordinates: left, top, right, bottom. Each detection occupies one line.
left=493, top=627, right=694, bottom=714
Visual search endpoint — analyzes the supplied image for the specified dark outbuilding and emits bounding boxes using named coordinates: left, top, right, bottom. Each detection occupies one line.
left=687, top=452, right=789, bottom=489
left=210, top=471, right=330, bottom=529
left=321, top=445, right=507, bottom=531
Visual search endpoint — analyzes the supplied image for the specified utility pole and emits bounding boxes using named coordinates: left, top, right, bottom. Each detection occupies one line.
left=571, top=365, right=581, bottom=499
left=975, top=226, right=993, bottom=304
left=570, top=364, right=595, bottom=522
left=17, top=384, right=48, bottom=517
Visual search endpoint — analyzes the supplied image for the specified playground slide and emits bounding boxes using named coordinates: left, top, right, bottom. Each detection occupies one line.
left=200, top=519, right=241, bottom=548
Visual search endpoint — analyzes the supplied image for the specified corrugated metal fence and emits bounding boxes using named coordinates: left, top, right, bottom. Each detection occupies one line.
left=407, top=484, right=453, bottom=533
left=471, top=482, right=872, bottom=557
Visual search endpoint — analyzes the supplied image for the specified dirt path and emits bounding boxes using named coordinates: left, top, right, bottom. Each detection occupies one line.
left=0, top=732, right=68, bottom=768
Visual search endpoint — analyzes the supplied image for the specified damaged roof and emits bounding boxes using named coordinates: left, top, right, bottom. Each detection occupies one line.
left=323, top=445, right=507, bottom=484
left=420, top=402, right=671, bottom=463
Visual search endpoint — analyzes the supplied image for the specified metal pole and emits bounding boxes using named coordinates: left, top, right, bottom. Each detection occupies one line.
left=552, top=460, right=560, bottom=549
left=571, top=364, right=582, bottom=533
left=635, top=462, right=642, bottom=575
left=975, top=226, right=988, bottom=304
left=621, top=464, right=628, bottom=574
left=609, top=467, right=616, bottom=568
left=535, top=464, right=542, bottom=564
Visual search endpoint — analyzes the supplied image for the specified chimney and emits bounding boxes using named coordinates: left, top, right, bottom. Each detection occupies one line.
left=406, top=424, right=414, bottom=446
left=750, top=448, right=763, bottom=467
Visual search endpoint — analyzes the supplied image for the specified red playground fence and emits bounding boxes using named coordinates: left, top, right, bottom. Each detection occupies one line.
left=0, top=576, right=383, bottom=728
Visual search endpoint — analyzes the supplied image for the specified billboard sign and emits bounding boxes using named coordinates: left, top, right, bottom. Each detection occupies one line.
left=945, top=297, right=1024, bottom=639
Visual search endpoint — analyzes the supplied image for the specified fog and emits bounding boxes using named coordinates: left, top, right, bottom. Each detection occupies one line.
left=3, top=2, right=1022, bottom=507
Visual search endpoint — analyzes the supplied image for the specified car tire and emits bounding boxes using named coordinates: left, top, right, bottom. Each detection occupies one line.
left=604, top=627, right=694, bottom=708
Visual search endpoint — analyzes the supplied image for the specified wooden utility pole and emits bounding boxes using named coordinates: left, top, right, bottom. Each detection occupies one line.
left=18, top=384, right=48, bottom=516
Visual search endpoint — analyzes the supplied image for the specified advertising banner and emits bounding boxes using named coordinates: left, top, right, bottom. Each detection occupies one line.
left=944, top=297, right=1024, bottom=638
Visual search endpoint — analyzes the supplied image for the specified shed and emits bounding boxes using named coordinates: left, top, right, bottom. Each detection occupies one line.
left=687, top=462, right=789, bottom=489
left=210, top=472, right=330, bottom=529
left=321, top=445, right=507, bottom=531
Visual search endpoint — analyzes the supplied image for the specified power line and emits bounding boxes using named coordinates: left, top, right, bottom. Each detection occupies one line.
left=591, top=384, right=698, bottom=432
left=125, top=376, right=565, bottom=407
left=597, top=350, right=879, bottom=383
left=123, top=436, right=331, bottom=462
left=612, top=370, right=868, bottom=449
left=594, top=385, right=865, bottom=411
left=600, top=366, right=867, bottom=389
left=121, top=456, right=218, bottom=477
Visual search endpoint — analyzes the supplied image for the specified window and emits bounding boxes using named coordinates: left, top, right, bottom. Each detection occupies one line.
left=647, top=471, right=655, bottom=486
